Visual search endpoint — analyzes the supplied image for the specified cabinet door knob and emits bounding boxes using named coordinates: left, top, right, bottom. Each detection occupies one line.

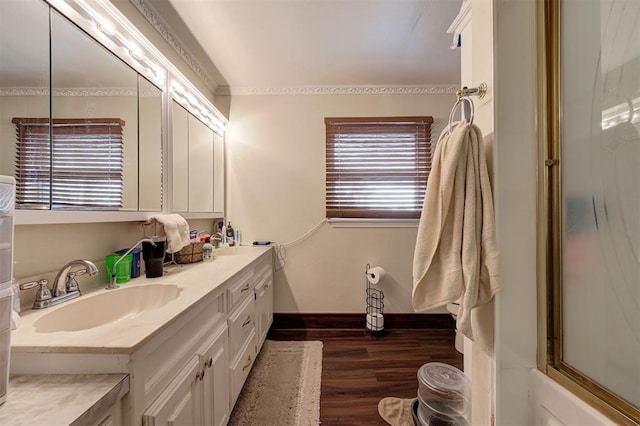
left=242, top=315, right=252, bottom=327
left=242, top=355, right=252, bottom=371
left=206, top=357, right=213, bottom=368
left=196, top=370, right=205, bottom=381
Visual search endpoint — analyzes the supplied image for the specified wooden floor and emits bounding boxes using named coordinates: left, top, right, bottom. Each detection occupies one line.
left=268, top=328, right=463, bottom=426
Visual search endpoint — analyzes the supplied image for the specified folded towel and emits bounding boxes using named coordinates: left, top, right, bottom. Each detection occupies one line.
left=412, top=122, right=502, bottom=341
left=148, top=214, right=190, bottom=253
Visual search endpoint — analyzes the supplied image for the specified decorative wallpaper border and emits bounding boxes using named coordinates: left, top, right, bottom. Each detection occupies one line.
left=216, top=85, right=458, bottom=96
left=0, top=87, right=158, bottom=97
left=130, top=0, right=217, bottom=91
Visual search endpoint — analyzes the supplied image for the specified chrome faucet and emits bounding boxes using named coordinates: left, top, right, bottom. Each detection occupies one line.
left=108, top=238, right=156, bottom=290
left=52, top=259, right=99, bottom=297
left=20, top=259, right=98, bottom=309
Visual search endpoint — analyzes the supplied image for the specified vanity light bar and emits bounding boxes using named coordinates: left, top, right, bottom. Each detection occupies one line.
left=65, top=0, right=166, bottom=87
left=171, top=81, right=225, bottom=135
left=601, top=97, right=640, bottom=130
left=51, top=0, right=227, bottom=134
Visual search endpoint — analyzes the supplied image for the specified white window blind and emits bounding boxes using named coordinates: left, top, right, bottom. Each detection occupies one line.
left=325, top=116, right=433, bottom=219
left=12, top=118, right=125, bottom=210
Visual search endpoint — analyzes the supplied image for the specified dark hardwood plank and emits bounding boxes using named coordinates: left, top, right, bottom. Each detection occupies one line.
left=268, top=328, right=463, bottom=425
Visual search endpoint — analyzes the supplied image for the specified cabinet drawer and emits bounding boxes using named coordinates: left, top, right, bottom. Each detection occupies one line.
left=227, top=270, right=254, bottom=312
left=228, top=295, right=255, bottom=355
left=230, top=329, right=256, bottom=407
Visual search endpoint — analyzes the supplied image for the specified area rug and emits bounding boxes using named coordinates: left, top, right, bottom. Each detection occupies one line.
left=229, top=340, right=323, bottom=426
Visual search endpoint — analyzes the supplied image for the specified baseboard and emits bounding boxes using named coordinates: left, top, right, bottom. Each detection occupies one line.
left=272, top=313, right=454, bottom=330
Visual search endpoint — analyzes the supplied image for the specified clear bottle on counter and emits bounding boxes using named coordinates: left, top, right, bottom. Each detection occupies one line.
left=203, top=237, right=214, bottom=262
left=226, top=222, right=235, bottom=246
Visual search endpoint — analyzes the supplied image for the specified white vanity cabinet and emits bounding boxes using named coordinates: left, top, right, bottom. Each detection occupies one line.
left=254, top=262, right=274, bottom=348
left=200, top=324, right=231, bottom=426
left=142, top=324, right=229, bottom=426
left=226, top=254, right=273, bottom=409
left=226, top=270, right=257, bottom=408
left=142, top=355, right=203, bottom=425
left=11, top=247, right=273, bottom=426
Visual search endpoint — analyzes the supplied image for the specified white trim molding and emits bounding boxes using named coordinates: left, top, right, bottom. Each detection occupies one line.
left=129, top=0, right=217, bottom=92
left=447, top=0, right=472, bottom=48
left=328, top=218, right=419, bottom=228
left=218, top=85, right=458, bottom=96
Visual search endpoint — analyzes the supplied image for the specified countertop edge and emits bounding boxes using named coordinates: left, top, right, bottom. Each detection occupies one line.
left=70, top=375, right=130, bottom=426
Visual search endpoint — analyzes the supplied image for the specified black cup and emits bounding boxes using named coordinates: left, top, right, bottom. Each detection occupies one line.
left=142, top=236, right=166, bottom=278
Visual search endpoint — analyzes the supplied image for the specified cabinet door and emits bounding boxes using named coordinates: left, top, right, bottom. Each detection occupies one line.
left=199, top=326, right=230, bottom=426
left=171, top=101, right=189, bottom=212
left=142, top=356, right=203, bottom=426
left=188, top=115, right=214, bottom=212
left=255, top=275, right=274, bottom=348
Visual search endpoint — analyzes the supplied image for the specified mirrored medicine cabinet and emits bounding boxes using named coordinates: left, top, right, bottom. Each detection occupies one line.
left=171, top=101, right=225, bottom=215
left=0, top=0, right=163, bottom=217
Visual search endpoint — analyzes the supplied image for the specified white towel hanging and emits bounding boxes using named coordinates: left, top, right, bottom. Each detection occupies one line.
left=412, top=121, right=502, bottom=341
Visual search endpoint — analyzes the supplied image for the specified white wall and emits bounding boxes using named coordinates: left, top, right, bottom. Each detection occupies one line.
left=492, top=0, right=538, bottom=424
left=225, top=93, right=454, bottom=313
left=453, top=0, right=539, bottom=424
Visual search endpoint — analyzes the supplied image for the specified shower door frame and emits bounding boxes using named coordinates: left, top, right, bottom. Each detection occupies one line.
left=537, top=1, right=640, bottom=424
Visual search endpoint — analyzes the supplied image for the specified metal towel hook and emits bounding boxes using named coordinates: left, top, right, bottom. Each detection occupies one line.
left=448, top=96, right=475, bottom=133
left=447, top=83, right=487, bottom=134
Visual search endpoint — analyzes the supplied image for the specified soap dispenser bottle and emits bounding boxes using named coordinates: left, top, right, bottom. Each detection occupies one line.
left=226, top=222, right=235, bottom=246
left=202, top=237, right=214, bottom=262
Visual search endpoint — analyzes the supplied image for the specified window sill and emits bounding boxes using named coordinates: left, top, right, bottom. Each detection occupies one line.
left=328, top=218, right=419, bottom=228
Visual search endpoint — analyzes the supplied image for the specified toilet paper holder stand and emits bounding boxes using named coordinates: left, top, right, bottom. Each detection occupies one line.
left=365, top=264, right=384, bottom=334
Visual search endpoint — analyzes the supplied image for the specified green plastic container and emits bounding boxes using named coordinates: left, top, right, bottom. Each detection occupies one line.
left=105, top=253, right=133, bottom=283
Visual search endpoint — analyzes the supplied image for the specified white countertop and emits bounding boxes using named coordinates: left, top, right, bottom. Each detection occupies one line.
left=11, top=246, right=271, bottom=355
left=0, top=374, right=129, bottom=426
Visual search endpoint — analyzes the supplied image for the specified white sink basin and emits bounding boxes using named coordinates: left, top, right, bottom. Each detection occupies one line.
left=33, top=284, right=183, bottom=333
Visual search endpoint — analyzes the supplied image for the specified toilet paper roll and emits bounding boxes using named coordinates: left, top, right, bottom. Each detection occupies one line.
left=366, top=266, right=385, bottom=285
left=366, top=313, right=384, bottom=331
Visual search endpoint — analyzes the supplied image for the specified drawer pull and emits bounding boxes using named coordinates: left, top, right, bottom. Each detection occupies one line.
left=206, top=357, right=213, bottom=368
left=240, top=284, right=250, bottom=293
left=242, top=355, right=252, bottom=371
left=242, top=315, right=252, bottom=327
left=196, top=370, right=205, bottom=381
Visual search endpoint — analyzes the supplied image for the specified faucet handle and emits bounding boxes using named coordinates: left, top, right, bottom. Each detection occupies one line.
left=65, top=269, right=87, bottom=293
left=19, top=280, right=40, bottom=291
left=34, top=279, right=52, bottom=302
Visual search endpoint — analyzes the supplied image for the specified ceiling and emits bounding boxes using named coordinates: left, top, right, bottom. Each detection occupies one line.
left=161, top=0, right=462, bottom=92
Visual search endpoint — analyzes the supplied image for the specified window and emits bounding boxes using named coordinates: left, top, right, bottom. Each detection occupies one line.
left=12, top=118, right=125, bottom=210
left=325, top=116, right=433, bottom=219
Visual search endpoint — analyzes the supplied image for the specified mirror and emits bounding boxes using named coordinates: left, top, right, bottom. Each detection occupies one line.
left=51, top=9, right=139, bottom=211
left=138, top=76, right=163, bottom=211
left=0, top=0, right=50, bottom=206
left=172, top=100, right=224, bottom=214
left=0, top=0, right=163, bottom=213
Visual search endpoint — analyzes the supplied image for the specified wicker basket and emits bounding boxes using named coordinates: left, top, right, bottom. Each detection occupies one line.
left=173, top=241, right=204, bottom=264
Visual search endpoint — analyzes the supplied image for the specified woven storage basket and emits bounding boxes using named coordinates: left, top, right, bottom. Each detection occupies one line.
left=174, top=241, right=204, bottom=264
